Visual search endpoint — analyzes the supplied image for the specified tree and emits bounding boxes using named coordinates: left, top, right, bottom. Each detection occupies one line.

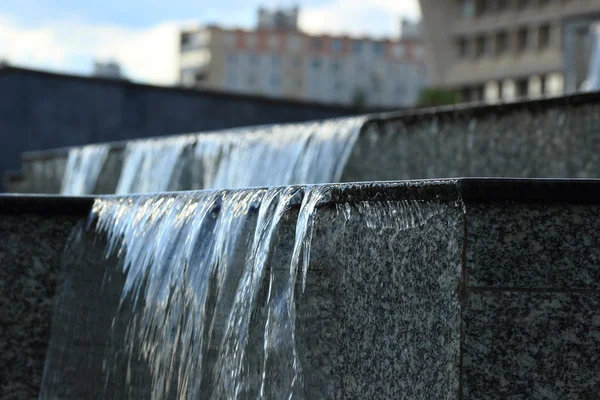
left=417, top=88, right=461, bottom=108
left=351, top=88, right=368, bottom=108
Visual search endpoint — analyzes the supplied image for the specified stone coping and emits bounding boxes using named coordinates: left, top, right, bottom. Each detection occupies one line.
left=2, top=178, right=600, bottom=216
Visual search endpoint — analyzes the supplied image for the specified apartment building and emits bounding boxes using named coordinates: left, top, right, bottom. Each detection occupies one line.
left=179, top=9, right=428, bottom=108
left=419, top=0, right=600, bottom=102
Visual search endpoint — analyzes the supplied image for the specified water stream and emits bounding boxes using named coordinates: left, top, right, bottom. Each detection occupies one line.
left=60, top=144, right=110, bottom=195
left=40, top=182, right=456, bottom=399
left=60, top=116, right=364, bottom=195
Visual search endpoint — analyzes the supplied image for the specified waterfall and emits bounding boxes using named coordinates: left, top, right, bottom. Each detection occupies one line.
left=194, top=117, right=364, bottom=190
left=112, top=116, right=364, bottom=194
left=115, top=136, right=196, bottom=195
left=60, top=144, right=110, bottom=195
left=40, top=182, right=455, bottom=399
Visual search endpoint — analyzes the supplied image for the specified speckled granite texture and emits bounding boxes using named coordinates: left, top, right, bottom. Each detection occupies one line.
left=41, top=199, right=464, bottom=399
left=462, top=201, right=600, bottom=399
left=463, top=291, right=600, bottom=399
left=0, top=213, right=79, bottom=399
left=341, top=101, right=600, bottom=182
left=467, top=203, right=600, bottom=289
left=296, top=201, right=463, bottom=399
left=7, top=180, right=600, bottom=399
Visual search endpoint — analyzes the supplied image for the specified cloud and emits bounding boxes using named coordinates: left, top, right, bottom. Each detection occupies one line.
left=299, top=0, right=421, bottom=37
left=0, top=14, right=184, bottom=84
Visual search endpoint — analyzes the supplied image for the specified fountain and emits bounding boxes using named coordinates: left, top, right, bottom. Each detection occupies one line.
left=2, top=94, right=600, bottom=399
left=7, top=92, right=600, bottom=194
left=2, top=179, right=600, bottom=399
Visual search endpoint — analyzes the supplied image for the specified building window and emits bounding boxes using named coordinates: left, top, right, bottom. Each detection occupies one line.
left=475, top=35, right=486, bottom=58
left=332, top=39, right=343, bottom=53
left=311, top=38, right=323, bottom=51
left=272, top=55, right=281, bottom=67
left=288, top=36, right=303, bottom=51
left=373, top=42, right=385, bottom=56
left=517, top=28, right=529, bottom=52
left=516, top=78, right=528, bottom=97
left=331, top=61, right=341, bottom=73
left=353, top=41, right=363, bottom=54
left=249, top=54, right=260, bottom=66
left=292, top=57, right=302, bottom=67
left=270, top=74, right=281, bottom=89
left=247, top=74, right=257, bottom=87
left=312, top=57, right=322, bottom=69
left=475, top=0, right=489, bottom=16
left=227, top=53, right=237, bottom=65
left=392, top=44, right=406, bottom=58
left=461, top=0, right=475, bottom=18
left=223, top=33, right=236, bottom=48
left=496, top=31, right=508, bottom=55
left=334, top=81, right=343, bottom=91
left=539, top=24, right=551, bottom=50
left=268, top=35, right=279, bottom=50
left=458, top=38, right=469, bottom=58
left=226, top=72, right=237, bottom=87
left=246, top=34, right=257, bottom=49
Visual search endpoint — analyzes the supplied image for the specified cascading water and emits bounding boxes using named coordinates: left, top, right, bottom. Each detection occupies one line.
left=105, top=116, right=364, bottom=195
left=193, top=118, right=364, bottom=190
left=40, top=182, right=456, bottom=399
left=60, top=144, right=110, bottom=195
left=116, top=136, right=196, bottom=194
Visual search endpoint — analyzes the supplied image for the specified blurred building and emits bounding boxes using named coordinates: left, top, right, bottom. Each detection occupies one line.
left=179, top=9, right=428, bottom=108
left=93, top=61, right=124, bottom=79
left=419, top=0, right=600, bottom=102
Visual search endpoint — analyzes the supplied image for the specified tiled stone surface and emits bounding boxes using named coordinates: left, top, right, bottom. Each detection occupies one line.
left=296, top=200, right=464, bottom=399
left=42, top=198, right=464, bottom=399
left=466, top=203, right=600, bottom=289
left=463, top=291, right=600, bottom=400
left=342, top=102, right=600, bottom=183
left=0, top=214, right=79, bottom=399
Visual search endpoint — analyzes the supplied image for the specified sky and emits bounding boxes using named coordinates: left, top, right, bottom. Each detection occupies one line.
left=0, top=0, right=421, bottom=85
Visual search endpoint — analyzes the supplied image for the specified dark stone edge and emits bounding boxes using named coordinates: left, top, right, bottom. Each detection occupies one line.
left=458, top=178, right=600, bottom=204
left=3, top=178, right=600, bottom=216
left=0, top=194, right=95, bottom=216
left=363, top=90, right=600, bottom=128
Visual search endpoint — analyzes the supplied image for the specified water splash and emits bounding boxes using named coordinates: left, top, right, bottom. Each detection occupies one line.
left=83, top=185, right=330, bottom=399
left=115, top=136, right=195, bottom=194
left=60, top=144, right=110, bottom=195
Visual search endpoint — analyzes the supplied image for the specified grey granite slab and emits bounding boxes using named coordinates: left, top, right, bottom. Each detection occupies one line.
left=466, top=203, right=600, bottom=289
left=462, top=291, right=600, bottom=400
left=0, top=214, right=79, bottom=399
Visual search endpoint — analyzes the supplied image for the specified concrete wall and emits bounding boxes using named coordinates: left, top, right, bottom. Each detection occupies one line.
left=0, top=66, right=369, bottom=191
left=3, top=179, right=600, bottom=398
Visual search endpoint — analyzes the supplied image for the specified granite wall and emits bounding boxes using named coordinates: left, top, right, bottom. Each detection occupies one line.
left=3, top=180, right=600, bottom=398
left=0, top=66, right=368, bottom=191
left=9, top=91, right=600, bottom=194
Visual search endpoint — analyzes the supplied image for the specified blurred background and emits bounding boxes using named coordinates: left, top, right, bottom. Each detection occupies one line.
left=2, top=0, right=600, bottom=107
left=2, top=0, right=600, bottom=190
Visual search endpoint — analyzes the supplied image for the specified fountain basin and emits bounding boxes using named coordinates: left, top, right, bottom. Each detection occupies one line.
left=1, top=179, right=600, bottom=399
